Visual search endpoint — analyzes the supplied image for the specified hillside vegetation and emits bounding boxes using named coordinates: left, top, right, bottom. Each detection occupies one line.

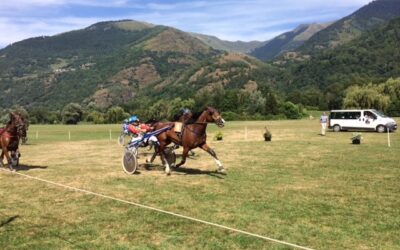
left=1, top=0, right=400, bottom=124
left=251, top=23, right=330, bottom=61
left=191, top=33, right=265, bottom=54
left=0, top=21, right=219, bottom=110
left=279, top=17, right=400, bottom=110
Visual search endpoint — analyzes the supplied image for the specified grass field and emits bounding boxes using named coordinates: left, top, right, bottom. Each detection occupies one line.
left=1, top=119, right=399, bottom=249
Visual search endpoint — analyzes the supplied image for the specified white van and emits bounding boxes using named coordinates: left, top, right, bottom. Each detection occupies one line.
left=329, top=109, right=397, bottom=133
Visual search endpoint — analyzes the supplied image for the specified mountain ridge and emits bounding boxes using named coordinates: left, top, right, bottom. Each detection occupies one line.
left=250, top=23, right=330, bottom=61
left=298, top=0, right=400, bottom=53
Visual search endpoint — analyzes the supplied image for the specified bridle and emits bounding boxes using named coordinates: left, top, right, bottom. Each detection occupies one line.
left=182, top=108, right=225, bottom=136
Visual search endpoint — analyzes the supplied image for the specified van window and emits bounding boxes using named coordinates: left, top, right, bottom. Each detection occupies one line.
left=373, top=110, right=387, bottom=118
left=346, top=112, right=361, bottom=119
left=331, top=112, right=361, bottom=119
left=364, top=111, right=377, bottom=119
left=331, top=112, right=344, bottom=119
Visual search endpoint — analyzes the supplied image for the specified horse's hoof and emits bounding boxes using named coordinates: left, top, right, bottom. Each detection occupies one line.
left=217, top=168, right=226, bottom=174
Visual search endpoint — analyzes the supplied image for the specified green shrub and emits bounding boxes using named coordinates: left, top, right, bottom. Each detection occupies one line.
left=279, top=101, right=302, bottom=119
left=351, top=133, right=363, bottom=145
left=263, top=127, right=272, bottom=141
left=214, top=131, right=223, bottom=141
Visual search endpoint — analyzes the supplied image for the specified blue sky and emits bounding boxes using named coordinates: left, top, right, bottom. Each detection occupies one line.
left=0, top=0, right=373, bottom=48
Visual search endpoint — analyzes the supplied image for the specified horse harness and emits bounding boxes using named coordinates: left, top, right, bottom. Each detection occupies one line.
left=0, top=127, right=20, bottom=140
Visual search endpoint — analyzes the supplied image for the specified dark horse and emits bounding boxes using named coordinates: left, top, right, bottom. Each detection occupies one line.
left=0, top=113, right=26, bottom=171
left=154, top=107, right=225, bottom=175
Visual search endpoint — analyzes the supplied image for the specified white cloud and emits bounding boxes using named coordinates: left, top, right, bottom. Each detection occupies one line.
left=0, top=0, right=130, bottom=8
left=0, top=17, right=102, bottom=47
left=129, top=0, right=361, bottom=41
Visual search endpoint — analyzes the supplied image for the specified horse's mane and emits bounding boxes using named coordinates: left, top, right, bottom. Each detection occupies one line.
left=185, top=111, right=203, bottom=124
left=172, top=113, right=181, bottom=122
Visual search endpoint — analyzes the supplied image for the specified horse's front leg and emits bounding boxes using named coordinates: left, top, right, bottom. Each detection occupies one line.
left=2, top=147, right=14, bottom=171
left=200, top=143, right=225, bottom=173
left=10, top=151, right=19, bottom=167
left=175, top=147, right=190, bottom=168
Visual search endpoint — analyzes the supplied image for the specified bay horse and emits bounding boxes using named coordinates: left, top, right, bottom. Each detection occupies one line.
left=145, top=109, right=194, bottom=164
left=0, top=113, right=26, bottom=171
left=154, top=107, right=225, bottom=175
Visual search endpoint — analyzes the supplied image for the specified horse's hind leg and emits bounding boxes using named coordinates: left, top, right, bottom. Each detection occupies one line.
left=0, top=151, right=3, bottom=167
left=200, top=143, right=225, bottom=173
left=146, top=144, right=158, bottom=164
left=158, top=142, right=171, bottom=175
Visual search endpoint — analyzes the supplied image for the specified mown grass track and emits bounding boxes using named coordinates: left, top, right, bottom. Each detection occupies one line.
left=1, top=119, right=399, bottom=249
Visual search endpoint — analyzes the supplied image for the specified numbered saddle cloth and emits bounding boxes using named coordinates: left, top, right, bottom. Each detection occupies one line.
left=174, top=122, right=183, bottom=133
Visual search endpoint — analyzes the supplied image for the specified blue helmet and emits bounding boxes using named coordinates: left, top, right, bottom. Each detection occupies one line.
left=127, top=115, right=139, bottom=123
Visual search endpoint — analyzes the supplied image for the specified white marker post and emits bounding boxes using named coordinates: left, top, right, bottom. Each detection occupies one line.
left=109, top=129, right=112, bottom=141
left=387, top=129, right=391, bottom=147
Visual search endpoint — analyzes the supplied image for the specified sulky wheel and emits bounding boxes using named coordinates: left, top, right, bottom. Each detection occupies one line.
left=122, top=150, right=138, bottom=174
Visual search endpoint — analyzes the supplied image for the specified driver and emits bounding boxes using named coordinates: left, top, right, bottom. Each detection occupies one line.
left=127, top=116, right=157, bottom=147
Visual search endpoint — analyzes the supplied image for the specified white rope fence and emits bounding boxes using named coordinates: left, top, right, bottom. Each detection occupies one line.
left=0, top=169, right=314, bottom=250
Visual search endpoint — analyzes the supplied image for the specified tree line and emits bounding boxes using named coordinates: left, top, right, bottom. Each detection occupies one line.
left=1, top=77, right=398, bottom=125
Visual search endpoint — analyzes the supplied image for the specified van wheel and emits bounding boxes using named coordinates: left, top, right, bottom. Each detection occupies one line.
left=333, top=125, right=341, bottom=132
left=376, top=125, right=386, bottom=133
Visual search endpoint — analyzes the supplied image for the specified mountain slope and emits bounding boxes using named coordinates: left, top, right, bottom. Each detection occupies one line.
left=250, top=23, right=330, bottom=61
left=299, top=0, right=400, bottom=53
left=0, top=20, right=219, bottom=110
left=191, top=33, right=266, bottom=53
left=280, top=16, right=400, bottom=108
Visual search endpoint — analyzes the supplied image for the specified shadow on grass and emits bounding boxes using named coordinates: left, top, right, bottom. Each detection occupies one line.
left=140, top=152, right=198, bottom=161
left=174, top=167, right=226, bottom=179
left=21, top=142, right=35, bottom=146
left=0, top=215, right=19, bottom=228
left=138, top=163, right=225, bottom=178
left=15, top=164, right=48, bottom=172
